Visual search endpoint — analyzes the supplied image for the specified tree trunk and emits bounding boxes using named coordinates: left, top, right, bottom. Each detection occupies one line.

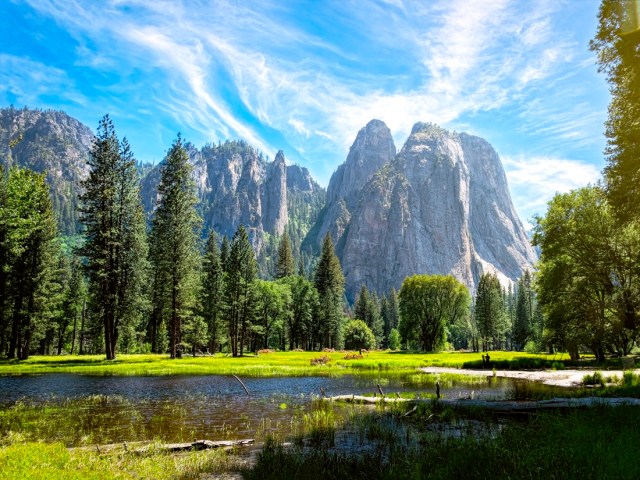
left=8, top=294, right=23, bottom=359
left=79, top=300, right=86, bottom=355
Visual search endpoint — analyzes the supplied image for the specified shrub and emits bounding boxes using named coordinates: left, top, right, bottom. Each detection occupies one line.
left=343, top=319, right=376, bottom=351
left=310, top=355, right=331, bottom=366
left=583, top=371, right=605, bottom=386
left=343, top=353, right=364, bottom=360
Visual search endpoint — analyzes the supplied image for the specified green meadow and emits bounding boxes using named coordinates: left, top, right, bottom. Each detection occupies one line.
left=0, top=351, right=572, bottom=377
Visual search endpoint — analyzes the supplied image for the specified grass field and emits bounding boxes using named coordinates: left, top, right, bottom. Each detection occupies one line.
left=0, top=350, right=576, bottom=377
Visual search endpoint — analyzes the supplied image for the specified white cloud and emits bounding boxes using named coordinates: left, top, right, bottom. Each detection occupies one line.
left=503, top=155, right=602, bottom=222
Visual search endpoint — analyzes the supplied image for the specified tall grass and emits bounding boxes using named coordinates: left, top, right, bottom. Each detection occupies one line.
left=245, top=406, right=640, bottom=480
left=0, top=351, right=572, bottom=377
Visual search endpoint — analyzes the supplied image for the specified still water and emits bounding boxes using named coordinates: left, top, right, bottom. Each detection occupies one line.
left=0, top=373, right=558, bottom=445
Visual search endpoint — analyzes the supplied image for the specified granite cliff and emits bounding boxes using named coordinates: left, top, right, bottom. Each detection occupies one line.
left=305, top=121, right=537, bottom=300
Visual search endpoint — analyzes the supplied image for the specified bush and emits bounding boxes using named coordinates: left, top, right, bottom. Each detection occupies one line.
left=310, top=355, right=331, bottom=366
left=343, top=353, right=364, bottom=360
left=523, top=341, right=538, bottom=354
left=583, top=371, right=605, bottom=386
left=343, top=319, right=376, bottom=351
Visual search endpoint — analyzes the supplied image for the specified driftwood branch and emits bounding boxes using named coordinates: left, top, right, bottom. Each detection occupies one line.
left=75, top=439, right=255, bottom=455
left=323, top=395, right=640, bottom=411
left=232, top=374, right=250, bottom=396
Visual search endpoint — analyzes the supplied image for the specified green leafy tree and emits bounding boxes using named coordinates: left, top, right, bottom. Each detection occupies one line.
left=398, top=274, right=470, bottom=352
left=275, top=231, right=295, bottom=279
left=534, top=186, right=640, bottom=360
left=80, top=116, right=148, bottom=360
left=220, top=236, right=230, bottom=273
left=201, top=231, right=225, bottom=353
left=224, top=225, right=257, bottom=357
left=388, top=328, right=401, bottom=350
left=343, top=319, right=376, bottom=351
left=149, top=134, right=201, bottom=359
left=254, top=280, right=291, bottom=349
left=590, top=0, right=640, bottom=221
left=314, top=233, right=345, bottom=349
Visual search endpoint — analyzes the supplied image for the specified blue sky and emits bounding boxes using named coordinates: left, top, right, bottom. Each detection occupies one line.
left=1, top=0, right=609, bottom=226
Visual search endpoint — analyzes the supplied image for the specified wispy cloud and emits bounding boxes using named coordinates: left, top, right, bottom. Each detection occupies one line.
left=503, top=155, right=602, bottom=225
left=5, top=0, right=608, bottom=212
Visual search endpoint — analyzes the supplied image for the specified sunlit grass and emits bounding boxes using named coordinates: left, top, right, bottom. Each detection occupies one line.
left=0, top=440, right=242, bottom=480
left=0, top=351, right=571, bottom=377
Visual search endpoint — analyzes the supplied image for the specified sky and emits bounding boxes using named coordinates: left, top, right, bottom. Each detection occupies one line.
left=0, top=0, right=610, bottom=227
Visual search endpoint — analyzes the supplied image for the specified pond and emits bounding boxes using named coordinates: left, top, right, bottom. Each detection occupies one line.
left=0, top=372, right=565, bottom=446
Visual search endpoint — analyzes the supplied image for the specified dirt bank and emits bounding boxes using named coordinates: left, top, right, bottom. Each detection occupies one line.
left=420, top=366, right=639, bottom=387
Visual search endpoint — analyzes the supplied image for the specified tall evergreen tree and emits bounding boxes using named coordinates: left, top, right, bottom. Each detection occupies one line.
left=314, top=233, right=345, bottom=349
left=220, top=235, right=231, bottom=273
left=354, top=285, right=383, bottom=347
left=275, top=232, right=295, bottom=279
left=80, top=116, right=148, bottom=360
left=149, top=134, right=202, bottom=359
left=475, top=273, right=508, bottom=351
left=0, top=165, right=7, bottom=355
left=4, top=168, right=58, bottom=359
left=223, top=225, right=257, bottom=357
left=513, top=271, right=533, bottom=350
left=201, top=231, right=224, bottom=353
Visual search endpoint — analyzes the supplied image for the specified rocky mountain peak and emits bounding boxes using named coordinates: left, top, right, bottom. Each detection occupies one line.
left=320, top=121, right=537, bottom=300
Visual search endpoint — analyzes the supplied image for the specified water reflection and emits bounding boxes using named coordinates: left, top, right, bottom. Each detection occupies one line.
left=0, top=373, right=565, bottom=445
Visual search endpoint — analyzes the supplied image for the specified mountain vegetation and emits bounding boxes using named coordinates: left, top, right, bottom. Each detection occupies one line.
left=1, top=0, right=639, bottom=360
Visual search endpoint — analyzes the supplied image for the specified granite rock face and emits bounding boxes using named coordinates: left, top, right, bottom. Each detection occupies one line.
left=304, top=119, right=396, bottom=252
left=309, top=121, right=537, bottom=300
left=0, top=106, right=93, bottom=234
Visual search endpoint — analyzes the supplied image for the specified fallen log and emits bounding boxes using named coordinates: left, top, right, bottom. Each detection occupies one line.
left=73, top=438, right=255, bottom=455
left=323, top=395, right=640, bottom=410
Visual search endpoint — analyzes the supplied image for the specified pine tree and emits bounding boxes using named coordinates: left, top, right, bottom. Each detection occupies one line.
left=513, top=271, right=533, bottom=350
left=314, top=233, right=345, bottom=349
left=0, top=166, right=7, bottom=355
left=475, top=273, right=507, bottom=351
left=354, top=285, right=383, bottom=347
left=80, top=116, right=148, bottom=360
left=220, top=235, right=230, bottom=273
left=223, top=225, right=257, bottom=357
left=201, top=231, right=224, bottom=353
left=4, top=167, right=58, bottom=359
left=149, top=134, right=202, bottom=359
left=275, top=232, right=295, bottom=279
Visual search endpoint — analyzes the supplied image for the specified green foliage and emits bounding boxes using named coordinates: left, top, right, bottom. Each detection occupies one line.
left=80, top=116, right=148, bottom=360
left=275, top=231, right=295, bottom=279
left=354, top=285, right=383, bottom=347
left=398, top=274, right=470, bottom=352
left=343, top=319, right=376, bottom=351
left=281, top=274, right=319, bottom=350
left=314, top=234, right=345, bottom=349
left=201, top=231, right=224, bottom=353
left=388, top=328, right=401, bottom=350
left=513, top=270, right=534, bottom=350
left=149, top=134, right=201, bottom=359
left=0, top=166, right=59, bottom=359
left=534, top=186, right=640, bottom=360
left=590, top=0, right=640, bottom=221
left=474, top=273, right=508, bottom=351
left=224, top=225, right=258, bottom=357
left=254, top=279, right=291, bottom=350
